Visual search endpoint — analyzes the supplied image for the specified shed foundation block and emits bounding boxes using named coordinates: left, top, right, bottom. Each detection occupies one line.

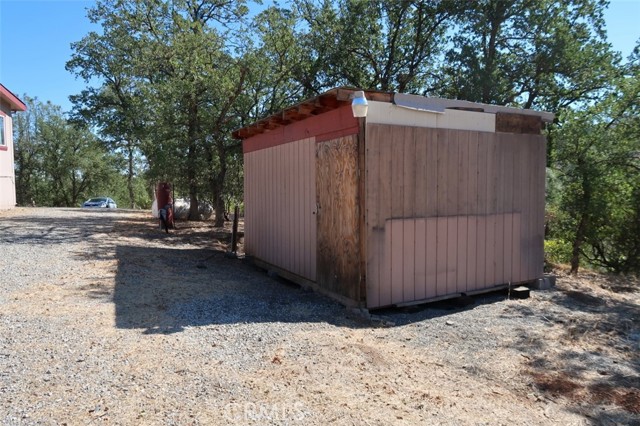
left=511, top=286, right=531, bottom=299
left=531, top=275, right=556, bottom=290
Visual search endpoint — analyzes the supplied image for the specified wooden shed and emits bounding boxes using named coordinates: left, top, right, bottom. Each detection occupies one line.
left=233, top=88, right=553, bottom=309
left=0, top=84, right=27, bottom=210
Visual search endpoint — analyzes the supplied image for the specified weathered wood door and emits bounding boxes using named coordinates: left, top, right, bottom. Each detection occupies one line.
left=315, top=135, right=361, bottom=301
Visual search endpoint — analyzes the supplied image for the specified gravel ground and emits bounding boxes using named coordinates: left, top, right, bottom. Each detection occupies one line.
left=0, top=207, right=638, bottom=425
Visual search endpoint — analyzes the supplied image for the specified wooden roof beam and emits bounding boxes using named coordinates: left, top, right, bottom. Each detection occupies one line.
left=265, top=119, right=281, bottom=130
left=297, top=104, right=315, bottom=116
left=316, top=95, right=340, bottom=108
left=335, top=88, right=393, bottom=103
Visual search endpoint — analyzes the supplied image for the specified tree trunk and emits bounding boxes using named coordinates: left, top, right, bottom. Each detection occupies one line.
left=212, top=141, right=227, bottom=227
left=127, top=141, right=135, bottom=208
left=482, top=0, right=505, bottom=103
left=187, top=99, right=200, bottom=221
left=71, top=171, right=78, bottom=207
left=214, top=192, right=225, bottom=227
left=570, top=173, right=592, bottom=275
left=570, top=214, right=587, bottom=274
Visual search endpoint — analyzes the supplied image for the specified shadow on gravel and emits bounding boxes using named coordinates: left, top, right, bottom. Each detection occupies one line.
left=112, top=248, right=518, bottom=334
left=0, top=208, right=140, bottom=245
left=371, top=290, right=514, bottom=325
left=505, top=284, right=640, bottom=425
left=0, top=208, right=118, bottom=245
left=110, top=213, right=237, bottom=249
left=113, top=245, right=352, bottom=334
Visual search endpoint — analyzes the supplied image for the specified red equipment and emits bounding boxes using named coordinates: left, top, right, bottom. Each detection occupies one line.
left=156, top=182, right=174, bottom=232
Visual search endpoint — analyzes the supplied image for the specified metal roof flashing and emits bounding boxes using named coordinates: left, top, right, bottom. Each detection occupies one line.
left=393, top=93, right=554, bottom=122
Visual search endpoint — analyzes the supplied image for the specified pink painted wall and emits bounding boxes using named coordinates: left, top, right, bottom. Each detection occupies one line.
left=365, top=124, right=546, bottom=308
left=0, top=85, right=25, bottom=210
left=0, top=106, right=16, bottom=209
left=243, top=137, right=317, bottom=281
left=243, top=105, right=358, bottom=154
left=242, top=104, right=365, bottom=284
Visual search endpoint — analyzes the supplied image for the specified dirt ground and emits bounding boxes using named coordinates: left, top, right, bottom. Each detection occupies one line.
left=0, top=208, right=638, bottom=425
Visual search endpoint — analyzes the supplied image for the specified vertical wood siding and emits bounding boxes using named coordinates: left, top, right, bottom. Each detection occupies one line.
left=243, top=137, right=316, bottom=281
left=365, top=124, right=546, bottom=308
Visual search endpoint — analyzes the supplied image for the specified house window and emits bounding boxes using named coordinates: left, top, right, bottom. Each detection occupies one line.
left=0, top=115, right=5, bottom=148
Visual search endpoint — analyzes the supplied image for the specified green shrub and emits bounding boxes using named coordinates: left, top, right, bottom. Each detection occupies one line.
left=545, top=239, right=572, bottom=265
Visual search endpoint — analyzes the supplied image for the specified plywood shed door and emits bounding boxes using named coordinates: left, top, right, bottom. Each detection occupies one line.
left=315, top=135, right=361, bottom=301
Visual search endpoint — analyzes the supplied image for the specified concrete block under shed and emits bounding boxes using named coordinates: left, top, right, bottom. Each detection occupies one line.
left=531, top=275, right=556, bottom=290
left=511, top=286, right=531, bottom=299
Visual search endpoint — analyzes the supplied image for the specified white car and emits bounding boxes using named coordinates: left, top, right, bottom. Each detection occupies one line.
left=82, top=197, right=117, bottom=209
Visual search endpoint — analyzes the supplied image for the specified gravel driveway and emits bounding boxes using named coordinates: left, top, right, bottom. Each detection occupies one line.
left=1, top=208, right=638, bottom=425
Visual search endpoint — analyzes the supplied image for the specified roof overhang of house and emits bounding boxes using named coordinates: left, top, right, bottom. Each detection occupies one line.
left=232, top=87, right=554, bottom=140
left=0, top=84, right=27, bottom=112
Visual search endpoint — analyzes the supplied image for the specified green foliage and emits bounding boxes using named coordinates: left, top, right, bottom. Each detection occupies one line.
left=13, top=96, right=120, bottom=207
left=105, top=174, right=153, bottom=209
left=544, top=239, right=573, bottom=265
left=280, top=0, right=458, bottom=94
left=440, top=0, right=617, bottom=110
left=54, top=0, right=639, bottom=277
left=547, top=44, right=640, bottom=274
left=68, top=0, right=250, bottom=223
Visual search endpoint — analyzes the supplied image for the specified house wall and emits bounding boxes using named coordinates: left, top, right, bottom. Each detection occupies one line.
left=0, top=104, right=16, bottom=210
left=365, top=124, right=546, bottom=308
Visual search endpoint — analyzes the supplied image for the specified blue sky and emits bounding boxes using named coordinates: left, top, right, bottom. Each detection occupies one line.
left=1, top=0, right=638, bottom=113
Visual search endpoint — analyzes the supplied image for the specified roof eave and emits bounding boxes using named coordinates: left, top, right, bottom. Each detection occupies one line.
left=0, top=84, right=27, bottom=112
left=232, top=87, right=393, bottom=140
left=233, top=88, right=555, bottom=140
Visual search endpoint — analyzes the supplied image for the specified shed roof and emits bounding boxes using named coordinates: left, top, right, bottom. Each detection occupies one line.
left=233, top=87, right=554, bottom=140
left=0, top=84, right=27, bottom=112
left=233, top=87, right=390, bottom=139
